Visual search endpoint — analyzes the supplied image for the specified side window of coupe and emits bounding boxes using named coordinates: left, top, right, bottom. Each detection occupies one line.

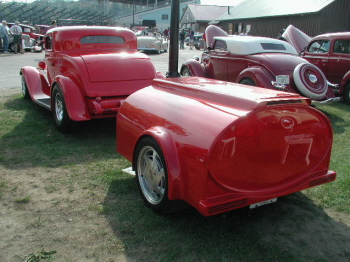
left=45, top=35, right=52, bottom=50
left=308, top=40, right=330, bottom=53
left=333, top=40, right=350, bottom=54
left=213, top=40, right=227, bottom=51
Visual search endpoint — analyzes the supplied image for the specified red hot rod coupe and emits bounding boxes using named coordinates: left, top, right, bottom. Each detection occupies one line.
left=20, top=26, right=162, bottom=132
left=181, top=26, right=338, bottom=103
left=117, top=77, right=336, bottom=216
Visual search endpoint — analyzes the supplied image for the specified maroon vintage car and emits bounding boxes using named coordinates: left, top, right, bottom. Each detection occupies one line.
left=283, top=25, right=350, bottom=104
left=181, top=25, right=338, bottom=103
left=117, top=76, right=336, bottom=216
left=21, top=26, right=162, bottom=132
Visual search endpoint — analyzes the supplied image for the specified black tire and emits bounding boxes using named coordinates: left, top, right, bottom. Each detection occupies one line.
left=52, top=85, right=79, bottom=133
left=10, top=43, right=16, bottom=53
left=181, top=66, right=192, bottom=77
left=135, top=137, right=176, bottom=214
left=240, top=78, right=256, bottom=86
left=21, top=75, right=30, bottom=99
left=343, top=83, right=350, bottom=104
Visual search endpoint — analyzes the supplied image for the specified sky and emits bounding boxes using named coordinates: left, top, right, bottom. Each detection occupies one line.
left=200, top=0, right=245, bottom=6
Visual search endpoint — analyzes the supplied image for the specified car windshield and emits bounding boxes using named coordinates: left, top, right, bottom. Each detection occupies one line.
left=308, top=40, right=330, bottom=53
left=80, top=35, right=125, bottom=44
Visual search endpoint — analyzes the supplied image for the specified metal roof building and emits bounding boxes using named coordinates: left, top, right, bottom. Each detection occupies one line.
left=180, top=4, right=229, bottom=32
left=216, top=0, right=349, bottom=37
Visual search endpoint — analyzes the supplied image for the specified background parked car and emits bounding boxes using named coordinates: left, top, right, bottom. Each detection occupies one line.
left=8, top=22, right=44, bottom=52
left=137, top=32, right=168, bottom=54
left=193, top=33, right=205, bottom=50
left=181, top=25, right=338, bottom=103
left=283, top=25, right=350, bottom=104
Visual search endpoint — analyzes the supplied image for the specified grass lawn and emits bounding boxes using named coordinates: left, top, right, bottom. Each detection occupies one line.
left=0, top=95, right=349, bottom=262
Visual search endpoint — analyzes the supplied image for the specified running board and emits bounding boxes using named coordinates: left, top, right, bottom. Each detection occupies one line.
left=35, top=97, right=51, bottom=110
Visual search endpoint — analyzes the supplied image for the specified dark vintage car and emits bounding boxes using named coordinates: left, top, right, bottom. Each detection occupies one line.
left=20, top=26, right=162, bottom=133
left=117, top=76, right=336, bottom=216
left=181, top=25, right=338, bottom=103
left=283, top=25, right=350, bottom=104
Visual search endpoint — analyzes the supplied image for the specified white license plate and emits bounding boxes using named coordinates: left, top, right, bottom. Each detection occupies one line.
left=140, top=45, right=146, bottom=48
left=249, top=198, right=277, bottom=209
left=276, top=75, right=289, bottom=85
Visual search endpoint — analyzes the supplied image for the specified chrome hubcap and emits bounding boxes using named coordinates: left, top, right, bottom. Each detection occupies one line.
left=309, top=74, right=317, bottom=84
left=55, top=93, right=64, bottom=122
left=137, top=146, right=165, bottom=205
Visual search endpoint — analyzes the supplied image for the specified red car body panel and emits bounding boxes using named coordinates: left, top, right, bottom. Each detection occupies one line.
left=21, top=26, right=159, bottom=124
left=182, top=25, right=337, bottom=103
left=117, top=77, right=336, bottom=216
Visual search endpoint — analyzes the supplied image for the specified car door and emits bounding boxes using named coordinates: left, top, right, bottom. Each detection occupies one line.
left=327, top=39, right=350, bottom=84
left=206, top=40, right=228, bottom=81
left=302, top=39, right=330, bottom=79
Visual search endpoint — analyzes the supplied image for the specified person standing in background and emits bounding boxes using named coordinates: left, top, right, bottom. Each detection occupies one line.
left=179, top=29, right=186, bottom=49
left=50, top=20, right=57, bottom=29
left=0, top=20, right=10, bottom=53
left=10, top=21, right=23, bottom=54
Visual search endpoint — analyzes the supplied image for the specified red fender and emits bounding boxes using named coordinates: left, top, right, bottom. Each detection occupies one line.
left=54, top=75, right=90, bottom=121
left=340, top=70, right=350, bottom=94
left=20, top=66, right=50, bottom=101
left=236, top=66, right=276, bottom=90
left=133, top=127, right=183, bottom=200
left=181, top=59, right=206, bottom=77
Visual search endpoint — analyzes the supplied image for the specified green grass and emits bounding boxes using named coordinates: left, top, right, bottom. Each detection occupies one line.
left=0, top=95, right=349, bottom=262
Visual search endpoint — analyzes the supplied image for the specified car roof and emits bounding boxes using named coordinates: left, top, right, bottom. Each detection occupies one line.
left=213, top=36, right=298, bottom=55
left=47, top=26, right=138, bottom=51
left=312, top=32, right=350, bottom=40
left=7, top=23, right=35, bottom=30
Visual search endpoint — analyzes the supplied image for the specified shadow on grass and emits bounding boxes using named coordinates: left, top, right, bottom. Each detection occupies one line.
left=103, top=178, right=350, bottom=262
left=316, top=101, right=349, bottom=135
left=0, top=96, right=121, bottom=169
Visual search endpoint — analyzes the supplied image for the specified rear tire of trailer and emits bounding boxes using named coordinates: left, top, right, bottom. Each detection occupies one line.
left=135, top=137, right=186, bottom=214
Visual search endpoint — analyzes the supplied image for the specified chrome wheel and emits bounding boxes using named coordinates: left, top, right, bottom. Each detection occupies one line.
left=52, top=85, right=79, bottom=133
left=181, top=66, right=191, bottom=77
left=54, top=91, right=64, bottom=123
left=137, top=145, right=166, bottom=205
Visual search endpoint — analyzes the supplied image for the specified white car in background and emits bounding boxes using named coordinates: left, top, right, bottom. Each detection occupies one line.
left=137, top=32, right=168, bottom=54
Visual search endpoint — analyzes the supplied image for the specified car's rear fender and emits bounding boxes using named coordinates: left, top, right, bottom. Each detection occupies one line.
left=133, top=128, right=183, bottom=200
left=54, top=75, right=90, bottom=121
left=20, top=66, right=50, bottom=100
left=181, top=59, right=206, bottom=77
left=236, top=66, right=275, bottom=89
left=340, top=70, right=350, bottom=93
